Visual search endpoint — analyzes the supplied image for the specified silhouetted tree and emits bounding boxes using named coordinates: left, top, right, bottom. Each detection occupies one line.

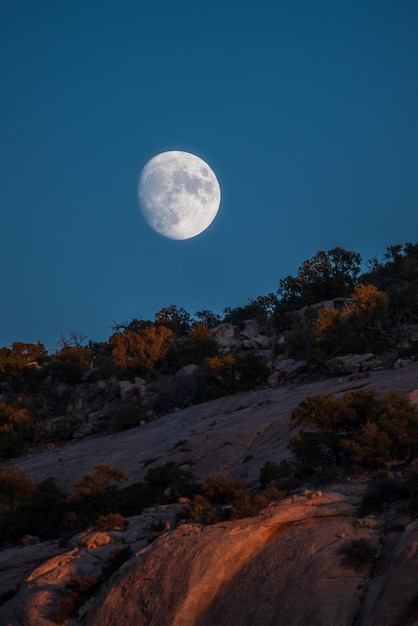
left=278, top=247, right=362, bottom=306
left=155, top=305, right=191, bottom=335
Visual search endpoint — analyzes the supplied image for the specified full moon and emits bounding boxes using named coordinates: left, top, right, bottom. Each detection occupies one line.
left=137, top=151, right=221, bottom=240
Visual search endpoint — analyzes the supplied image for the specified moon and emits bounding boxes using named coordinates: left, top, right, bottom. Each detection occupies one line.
left=138, top=151, right=221, bottom=240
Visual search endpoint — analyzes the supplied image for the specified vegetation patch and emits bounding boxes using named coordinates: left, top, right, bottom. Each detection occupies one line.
left=339, top=538, right=375, bottom=572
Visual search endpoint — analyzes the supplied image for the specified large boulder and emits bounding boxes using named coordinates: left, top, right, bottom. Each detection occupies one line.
left=325, top=353, right=376, bottom=374
left=84, top=487, right=379, bottom=626
left=240, top=319, right=260, bottom=339
left=209, top=323, right=238, bottom=350
left=268, top=358, right=308, bottom=385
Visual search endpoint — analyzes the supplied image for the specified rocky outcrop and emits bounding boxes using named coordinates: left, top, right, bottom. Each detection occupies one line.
left=3, top=484, right=418, bottom=626
left=3, top=362, right=418, bottom=493
left=268, top=357, right=308, bottom=386
left=209, top=323, right=238, bottom=351
left=325, top=353, right=384, bottom=374
left=2, top=364, right=418, bottom=624
left=84, top=487, right=374, bottom=626
left=209, top=320, right=272, bottom=355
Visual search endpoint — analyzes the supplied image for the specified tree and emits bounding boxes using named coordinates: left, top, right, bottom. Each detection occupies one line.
left=48, top=343, right=92, bottom=383
left=289, top=389, right=418, bottom=470
left=180, top=323, right=218, bottom=365
left=0, top=466, right=36, bottom=507
left=71, top=464, right=127, bottom=499
left=0, top=341, right=47, bottom=379
left=223, top=293, right=279, bottom=328
left=206, top=353, right=269, bottom=395
left=0, top=402, right=35, bottom=458
left=278, top=247, right=362, bottom=306
left=155, top=305, right=191, bottom=335
left=290, top=393, right=355, bottom=466
left=362, top=242, right=418, bottom=324
left=110, top=325, right=176, bottom=377
left=194, top=309, right=221, bottom=328
left=111, top=318, right=152, bottom=333
left=347, top=284, right=389, bottom=321
left=312, top=284, right=390, bottom=358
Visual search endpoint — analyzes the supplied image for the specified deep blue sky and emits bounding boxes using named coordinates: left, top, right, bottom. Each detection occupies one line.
left=1, top=1, right=418, bottom=350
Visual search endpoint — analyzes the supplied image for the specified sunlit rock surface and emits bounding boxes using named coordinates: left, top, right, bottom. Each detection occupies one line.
left=2, top=364, right=418, bottom=625
left=2, top=485, right=418, bottom=626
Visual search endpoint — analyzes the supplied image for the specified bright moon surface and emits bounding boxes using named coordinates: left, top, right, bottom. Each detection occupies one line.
left=138, top=151, right=221, bottom=240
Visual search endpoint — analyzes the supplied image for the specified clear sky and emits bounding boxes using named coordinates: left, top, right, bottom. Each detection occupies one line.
left=1, top=0, right=418, bottom=350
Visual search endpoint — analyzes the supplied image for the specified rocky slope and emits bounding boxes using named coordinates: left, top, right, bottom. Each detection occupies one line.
left=1, top=361, right=418, bottom=625
left=3, top=361, right=418, bottom=492
left=2, top=484, right=418, bottom=626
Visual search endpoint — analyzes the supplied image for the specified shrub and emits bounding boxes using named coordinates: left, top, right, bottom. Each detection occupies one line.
left=71, top=464, right=128, bottom=499
left=358, top=474, right=413, bottom=517
left=277, top=247, right=362, bottom=306
left=185, top=473, right=286, bottom=524
left=96, top=513, right=126, bottom=531
left=339, top=538, right=375, bottom=572
left=144, top=463, right=197, bottom=502
left=289, top=389, right=418, bottom=473
left=112, top=409, right=145, bottom=432
left=259, top=460, right=298, bottom=489
left=0, top=402, right=35, bottom=458
left=110, top=325, right=176, bottom=377
left=205, top=353, right=269, bottom=396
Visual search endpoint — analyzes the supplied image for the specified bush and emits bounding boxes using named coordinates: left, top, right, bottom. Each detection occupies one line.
left=339, top=538, right=375, bottom=572
left=205, top=352, right=269, bottom=397
left=0, top=402, right=35, bottom=458
left=185, top=473, right=286, bottom=524
left=259, top=460, right=300, bottom=491
left=359, top=474, right=413, bottom=517
left=96, top=513, right=127, bottom=531
left=144, top=463, right=197, bottom=502
left=289, top=389, right=418, bottom=473
left=112, top=409, right=145, bottom=432
left=0, top=471, right=67, bottom=547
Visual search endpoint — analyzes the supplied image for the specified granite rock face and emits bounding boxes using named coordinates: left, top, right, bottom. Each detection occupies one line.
left=4, top=362, right=418, bottom=492
left=3, top=486, right=418, bottom=626
left=2, top=364, right=418, bottom=625
left=85, top=488, right=371, bottom=626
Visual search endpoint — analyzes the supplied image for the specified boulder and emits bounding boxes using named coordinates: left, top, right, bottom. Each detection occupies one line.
left=325, top=353, right=376, bottom=374
left=209, top=323, right=238, bottom=349
left=118, top=380, right=138, bottom=400
left=273, top=357, right=308, bottom=380
left=240, top=319, right=260, bottom=339
left=176, top=364, right=200, bottom=379
left=249, top=334, right=271, bottom=349
left=118, top=379, right=147, bottom=401
left=84, top=488, right=378, bottom=626
left=394, top=358, right=415, bottom=370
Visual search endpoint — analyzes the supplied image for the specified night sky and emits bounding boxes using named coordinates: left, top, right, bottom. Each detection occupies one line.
left=1, top=1, right=418, bottom=350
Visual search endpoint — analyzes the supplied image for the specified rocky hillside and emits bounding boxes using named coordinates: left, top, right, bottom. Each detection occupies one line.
left=1, top=360, right=418, bottom=625
left=1, top=241, right=418, bottom=624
